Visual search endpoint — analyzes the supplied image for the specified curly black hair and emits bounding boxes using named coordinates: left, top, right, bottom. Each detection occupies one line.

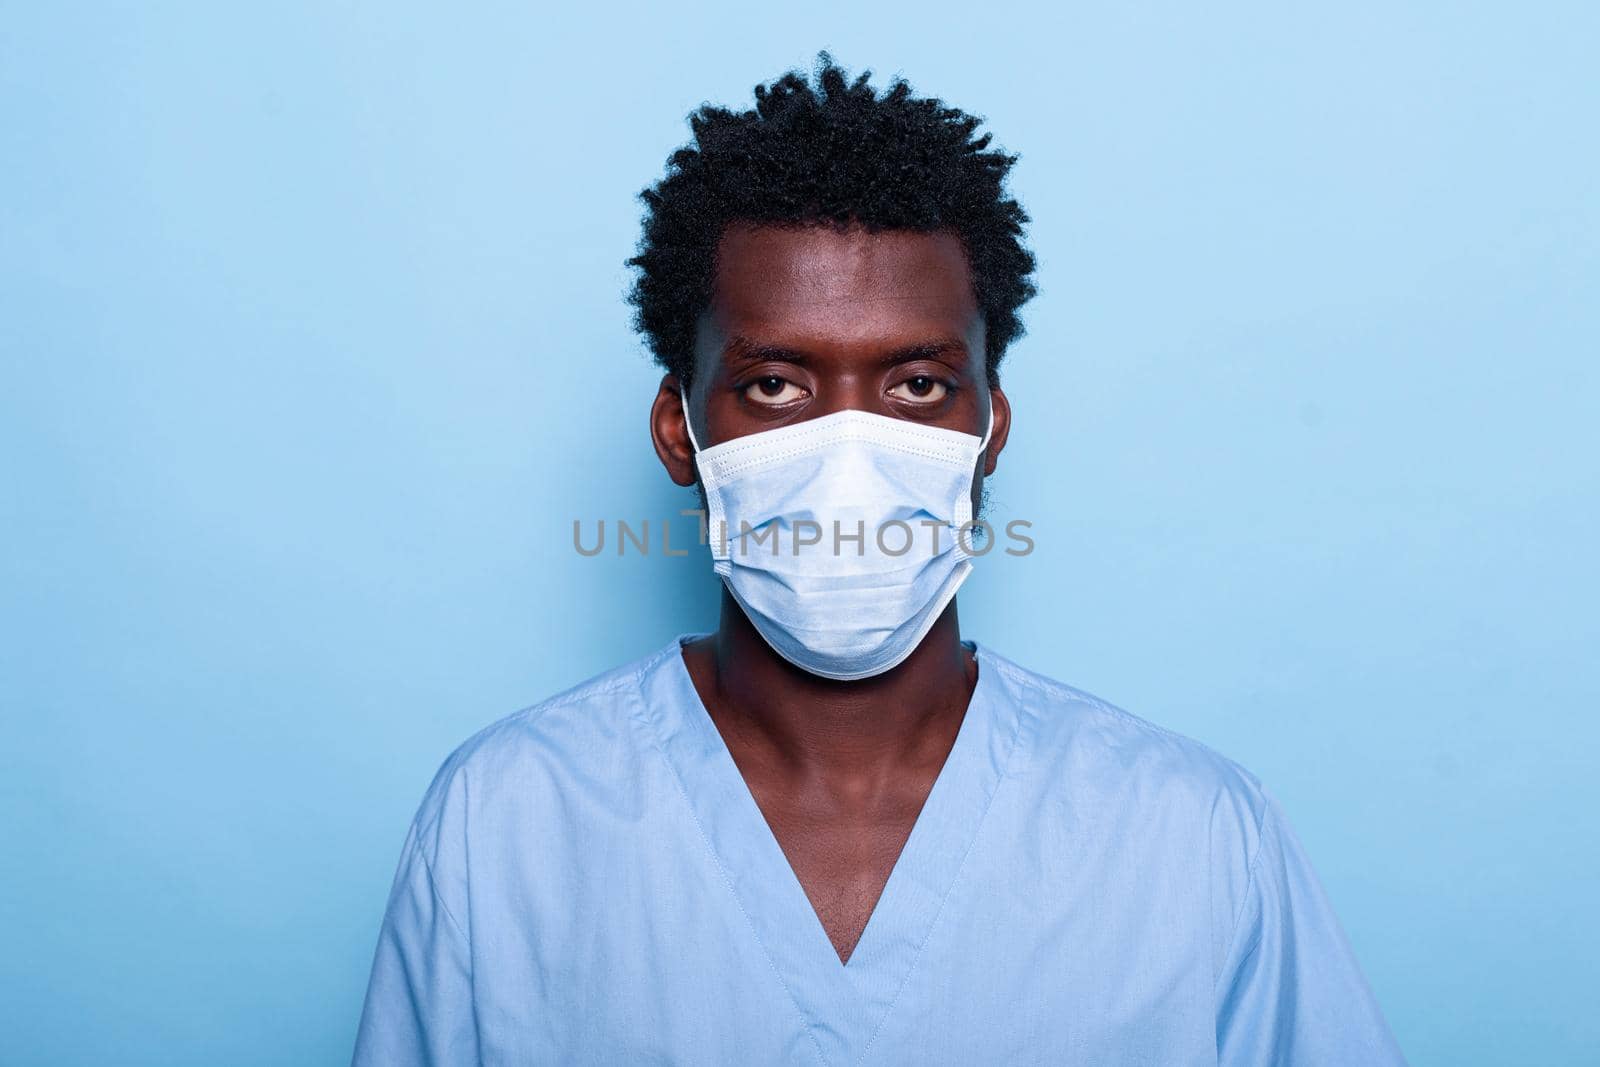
left=626, top=54, right=1037, bottom=389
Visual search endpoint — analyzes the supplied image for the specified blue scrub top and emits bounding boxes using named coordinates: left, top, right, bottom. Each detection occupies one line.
left=353, top=636, right=1405, bottom=1065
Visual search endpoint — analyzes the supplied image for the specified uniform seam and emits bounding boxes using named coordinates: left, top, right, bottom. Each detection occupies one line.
left=853, top=671, right=1031, bottom=1064
left=402, top=660, right=667, bottom=916
left=627, top=667, right=832, bottom=1067
left=982, top=654, right=1274, bottom=1005
left=409, top=673, right=646, bottom=852
left=415, top=844, right=471, bottom=947
left=496, top=673, right=648, bottom=729
left=986, top=656, right=1262, bottom=789
left=1214, top=799, right=1272, bottom=1000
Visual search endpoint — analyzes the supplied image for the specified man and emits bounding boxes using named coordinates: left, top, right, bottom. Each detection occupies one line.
left=353, top=57, right=1406, bottom=1065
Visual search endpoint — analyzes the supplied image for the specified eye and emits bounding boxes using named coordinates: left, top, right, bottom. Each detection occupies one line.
left=888, top=375, right=950, bottom=404
left=743, top=375, right=807, bottom=406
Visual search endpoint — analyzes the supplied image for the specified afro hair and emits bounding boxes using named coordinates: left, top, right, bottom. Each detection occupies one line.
left=626, top=53, right=1037, bottom=389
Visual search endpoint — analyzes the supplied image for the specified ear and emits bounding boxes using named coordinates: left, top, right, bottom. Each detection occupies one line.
left=649, top=374, right=700, bottom=487
left=982, top=385, right=1012, bottom=477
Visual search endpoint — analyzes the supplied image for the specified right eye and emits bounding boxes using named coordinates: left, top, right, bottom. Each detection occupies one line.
left=744, top=376, right=807, bottom=406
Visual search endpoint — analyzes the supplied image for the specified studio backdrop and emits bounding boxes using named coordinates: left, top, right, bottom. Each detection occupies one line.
left=3, top=2, right=1596, bottom=1065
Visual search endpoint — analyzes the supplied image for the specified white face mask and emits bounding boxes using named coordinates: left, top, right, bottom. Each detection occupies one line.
left=683, top=392, right=993, bottom=681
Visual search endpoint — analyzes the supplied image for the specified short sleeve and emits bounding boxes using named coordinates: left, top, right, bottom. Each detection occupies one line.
left=351, top=823, right=479, bottom=1066
left=1215, top=791, right=1408, bottom=1066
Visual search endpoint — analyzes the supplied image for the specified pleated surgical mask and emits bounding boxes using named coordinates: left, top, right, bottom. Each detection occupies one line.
left=683, top=392, right=992, bottom=681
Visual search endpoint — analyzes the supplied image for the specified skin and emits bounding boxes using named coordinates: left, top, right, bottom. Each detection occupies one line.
left=648, top=222, right=1013, bottom=965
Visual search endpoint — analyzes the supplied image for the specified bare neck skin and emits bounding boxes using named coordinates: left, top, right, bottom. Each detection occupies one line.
left=677, top=590, right=977, bottom=965
left=680, top=590, right=978, bottom=784
left=648, top=221, right=1013, bottom=962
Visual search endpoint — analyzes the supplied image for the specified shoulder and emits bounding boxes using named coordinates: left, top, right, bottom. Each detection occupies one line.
left=403, top=640, right=682, bottom=854
left=979, top=644, right=1270, bottom=853
left=979, top=644, right=1279, bottom=968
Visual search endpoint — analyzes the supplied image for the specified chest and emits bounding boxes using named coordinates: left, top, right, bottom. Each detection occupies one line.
left=458, top=713, right=1222, bottom=1067
left=754, top=788, right=930, bottom=964
left=464, top=818, right=1217, bottom=1067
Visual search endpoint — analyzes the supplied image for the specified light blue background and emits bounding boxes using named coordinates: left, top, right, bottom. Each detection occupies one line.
left=3, top=3, right=1596, bottom=1064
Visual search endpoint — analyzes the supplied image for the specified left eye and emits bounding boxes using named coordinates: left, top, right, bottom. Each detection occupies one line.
left=889, top=376, right=949, bottom=403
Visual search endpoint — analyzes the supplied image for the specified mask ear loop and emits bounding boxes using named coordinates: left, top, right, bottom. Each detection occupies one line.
left=679, top=387, right=704, bottom=455
left=680, top=387, right=734, bottom=564
left=954, top=390, right=998, bottom=538
left=976, top=390, right=995, bottom=455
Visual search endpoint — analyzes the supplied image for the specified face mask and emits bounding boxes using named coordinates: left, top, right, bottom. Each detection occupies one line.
left=683, top=392, right=993, bottom=681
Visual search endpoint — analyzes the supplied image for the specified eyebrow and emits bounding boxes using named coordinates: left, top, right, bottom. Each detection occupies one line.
left=722, top=333, right=971, bottom=367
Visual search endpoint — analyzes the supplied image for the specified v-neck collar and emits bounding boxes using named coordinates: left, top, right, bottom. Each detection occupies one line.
left=634, top=633, right=1026, bottom=1066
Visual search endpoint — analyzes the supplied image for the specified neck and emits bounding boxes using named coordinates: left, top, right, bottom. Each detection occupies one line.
left=682, top=589, right=978, bottom=779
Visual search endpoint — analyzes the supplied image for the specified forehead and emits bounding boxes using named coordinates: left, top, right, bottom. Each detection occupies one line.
left=698, top=224, right=981, bottom=365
